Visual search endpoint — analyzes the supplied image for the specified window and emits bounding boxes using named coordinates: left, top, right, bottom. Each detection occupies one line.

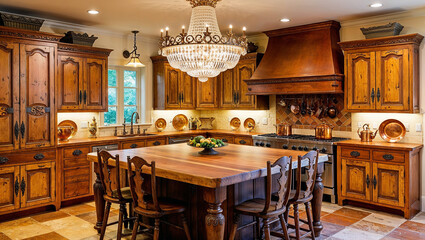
left=103, top=67, right=141, bottom=125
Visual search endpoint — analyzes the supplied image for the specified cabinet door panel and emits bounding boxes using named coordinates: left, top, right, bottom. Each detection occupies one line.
left=20, top=162, right=55, bottom=208
left=57, top=55, right=84, bottom=110
left=341, top=159, right=372, bottom=201
left=0, top=40, right=19, bottom=151
left=219, top=69, right=236, bottom=109
left=376, top=49, right=409, bottom=111
left=237, top=62, right=256, bottom=108
left=346, top=52, right=376, bottom=110
left=165, top=65, right=181, bottom=109
left=20, top=44, right=55, bottom=149
left=197, top=77, right=218, bottom=109
left=84, top=58, right=107, bottom=110
left=0, top=166, right=20, bottom=213
left=373, top=163, right=404, bottom=207
left=180, top=72, right=196, bottom=109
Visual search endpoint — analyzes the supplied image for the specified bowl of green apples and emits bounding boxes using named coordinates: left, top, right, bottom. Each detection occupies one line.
left=187, top=135, right=227, bottom=155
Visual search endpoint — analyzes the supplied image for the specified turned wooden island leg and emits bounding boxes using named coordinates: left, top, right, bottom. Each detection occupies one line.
left=93, top=163, right=106, bottom=232
left=312, top=162, right=324, bottom=237
left=203, top=187, right=227, bottom=240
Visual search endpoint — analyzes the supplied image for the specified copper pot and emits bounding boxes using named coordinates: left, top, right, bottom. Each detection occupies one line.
left=315, top=123, right=333, bottom=140
left=276, top=123, right=292, bottom=136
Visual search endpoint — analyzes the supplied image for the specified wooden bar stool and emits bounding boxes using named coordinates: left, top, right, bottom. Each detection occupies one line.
left=126, top=156, right=191, bottom=240
left=229, top=156, right=293, bottom=240
left=284, top=150, right=319, bottom=240
left=97, top=149, right=134, bottom=240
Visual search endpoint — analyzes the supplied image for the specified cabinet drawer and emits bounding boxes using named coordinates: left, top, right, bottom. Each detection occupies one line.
left=64, top=167, right=90, bottom=183
left=372, top=150, right=405, bottom=163
left=234, top=136, right=253, bottom=145
left=64, top=158, right=90, bottom=168
left=209, top=135, right=234, bottom=144
left=146, top=139, right=166, bottom=147
left=63, top=147, right=90, bottom=159
left=122, top=141, right=146, bottom=149
left=341, top=148, right=370, bottom=160
left=0, top=149, right=56, bottom=166
left=64, top=181, right=90, bottom=199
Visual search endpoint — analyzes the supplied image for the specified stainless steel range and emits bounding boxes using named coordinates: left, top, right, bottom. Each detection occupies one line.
left=252, top=133, right=349, bottom=203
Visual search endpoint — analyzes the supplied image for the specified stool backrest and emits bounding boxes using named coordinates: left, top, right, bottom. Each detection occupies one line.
left=97, top=149, right=124, bottom=200
left=127, top=156, right=161, bottom=212
left=293, top=150, right=319, bottom=200
left=262, top=156, right=292, bottom=214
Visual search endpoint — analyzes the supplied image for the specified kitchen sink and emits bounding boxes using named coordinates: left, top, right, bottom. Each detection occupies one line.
left=116, top=133, right=157, bottom=138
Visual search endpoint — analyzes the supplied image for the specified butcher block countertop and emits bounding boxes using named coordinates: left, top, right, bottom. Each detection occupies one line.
left=87, top=143, right=327, bottom=188
left=58, top=129, right=261, bottom=147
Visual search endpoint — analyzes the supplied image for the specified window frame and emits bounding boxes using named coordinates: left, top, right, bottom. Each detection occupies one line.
left=101, top=66, right=142, bottom=126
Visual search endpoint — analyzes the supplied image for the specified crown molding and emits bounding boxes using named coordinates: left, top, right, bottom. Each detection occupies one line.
left=341, top=7, right=425, bottom=28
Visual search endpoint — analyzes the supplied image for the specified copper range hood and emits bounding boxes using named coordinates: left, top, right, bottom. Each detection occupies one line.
left=245, top=21, right=344, bottom=95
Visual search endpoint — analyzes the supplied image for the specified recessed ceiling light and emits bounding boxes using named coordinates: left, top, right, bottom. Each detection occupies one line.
left=280, top=18, right=290, bottom=22
left=369, top=3, right=383, bottom=8
left=87, top=10, right=99, bottom=15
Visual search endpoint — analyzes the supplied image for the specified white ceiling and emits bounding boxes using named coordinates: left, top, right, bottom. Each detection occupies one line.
left=0, top=0, right=424, bottom=37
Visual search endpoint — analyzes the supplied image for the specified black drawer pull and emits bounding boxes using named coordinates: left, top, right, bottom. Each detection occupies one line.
left=153, top=141, right=161, bottom=146
left=130, top=144, right=138, bottom=148
left=14, top=177, right=19, bottom=197
left=34, top=154, right=45, bottom=161
left=20, top=177, right=25, bottom=195
left=222, top=138, right=228, bottom=143
left=0, top=156, right=8, bottom=164
left=239, top=140, right=247, bottom=144
left=382, top=154, right=394, bottom=160
left=350, top=151, right=360, bottom=157
left=72, top=149, right=83, bottom=156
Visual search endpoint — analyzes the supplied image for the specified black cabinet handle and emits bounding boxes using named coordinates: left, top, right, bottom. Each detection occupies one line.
left=20, top=121, right=25, bottom=138
left=0, top=156, right=8, bottom=164
left=239, top=139, right=246, bottom=144
left=14, top=177, right=19, bottom=197
left=14, top=121, right=19, bottom=140
left=83, top=90, right=87, bottom=104
left=34, top=154, right=45, bottom=161
left=20, top=177, right=25, bottom=195
left=350, top=151, right=360, bottom=157
left=153, top=141, right=161, bottom=146
left=236, top=92, right=240, bottom=104
left=377, top=88, right=380, bottom=102
left=371, top=88, right=375, bottom=103
left=366, top=174, right=370, bottom=188
left=79, top=90, right=82, bottom=104
left=222, top=138, right=228, bottom=143
left=130, top=144, right=138, bottom=148
left=72, top=150, right=83, bottom=156
left=372, top=175, right=377, bottom=189
left=233, top=92, right=236, bottom=104
left=383, top=154, right=394, bottom=160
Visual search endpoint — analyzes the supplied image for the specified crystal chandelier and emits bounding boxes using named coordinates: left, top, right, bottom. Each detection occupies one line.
left=159, top=0, right=248, bottom=82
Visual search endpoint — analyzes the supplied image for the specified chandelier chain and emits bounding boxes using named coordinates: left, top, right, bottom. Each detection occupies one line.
left=187, top=0, right=221, bottom=8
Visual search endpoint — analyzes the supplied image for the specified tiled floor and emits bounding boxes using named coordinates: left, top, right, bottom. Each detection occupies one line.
left=0, top=201, right=424, bottom=240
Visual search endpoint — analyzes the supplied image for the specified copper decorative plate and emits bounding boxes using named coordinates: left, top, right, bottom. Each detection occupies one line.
left=58, top=120, right=77, bottom=138
left=230, top=117, right=241, bottom=130
left=172, top=114, right=188, bottom=131
left=155, top=118, right=167, bottom=132
left=244, top=118, right=256, bottom=132
left=379, top=119, right=406, bottom=143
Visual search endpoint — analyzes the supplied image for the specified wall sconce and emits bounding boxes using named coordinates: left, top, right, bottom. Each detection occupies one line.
left=123, top=30, right=145, bottom=67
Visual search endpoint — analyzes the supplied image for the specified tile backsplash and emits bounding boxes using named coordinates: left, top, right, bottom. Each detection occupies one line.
left=276, top=94, right=351, bottom=131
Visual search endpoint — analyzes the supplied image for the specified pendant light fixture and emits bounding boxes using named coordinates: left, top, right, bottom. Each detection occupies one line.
left=159, top=0, right=247, bottom=82
left=123, top=30, right=145, bottom=67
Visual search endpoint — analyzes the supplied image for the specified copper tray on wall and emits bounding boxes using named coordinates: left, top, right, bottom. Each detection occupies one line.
left=230, top=117, right=241, bottom=130
left=244, top=118, right=256, bottom=132
left=379, top=119, right=406, bottom=143
left=155, top=118, right=167, bottom=132
left=172, top=114, right=188, bottom=131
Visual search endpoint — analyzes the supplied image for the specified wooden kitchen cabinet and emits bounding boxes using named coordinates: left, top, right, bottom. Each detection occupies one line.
left=337, top=140, right=422, bottom=219
left=20, top=162, right=56, bottom=208
left=152, top=53, right=269, bottom=110
left=57, top=43, right=112, bottom=112
left=340, top=34, right=423, bottom=113
left=0, top=166, right=20, bottom=213
left=0, top=37, right=56, bottom=151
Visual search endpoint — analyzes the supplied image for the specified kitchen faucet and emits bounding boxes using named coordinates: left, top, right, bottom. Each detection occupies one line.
left=130, top=111, right=140, bottom=135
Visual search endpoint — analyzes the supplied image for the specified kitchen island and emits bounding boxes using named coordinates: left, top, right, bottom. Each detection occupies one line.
left=87, top=143, right=328, bottom=240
